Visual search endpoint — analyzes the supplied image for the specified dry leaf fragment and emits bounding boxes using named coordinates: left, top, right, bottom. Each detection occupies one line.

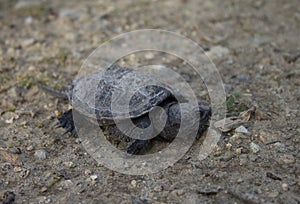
left=214, top=107, right=257, bottom=132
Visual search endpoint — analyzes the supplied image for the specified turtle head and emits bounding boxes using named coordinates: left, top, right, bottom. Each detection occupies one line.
left=158, top=102, right=211, bottom=140
left=197, top=102, right=211, bottom=134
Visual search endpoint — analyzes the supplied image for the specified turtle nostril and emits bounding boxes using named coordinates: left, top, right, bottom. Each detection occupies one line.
left=198, top=103, right=211, bottom=117
left=198, top=104, right=212, bottom=123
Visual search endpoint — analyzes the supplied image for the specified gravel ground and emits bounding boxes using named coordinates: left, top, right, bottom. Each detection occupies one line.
left=0, top=0, right=299, bottom=203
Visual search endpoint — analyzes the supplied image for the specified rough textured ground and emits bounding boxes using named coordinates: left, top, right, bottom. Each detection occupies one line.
left=0, top=0, right=299, bottom=203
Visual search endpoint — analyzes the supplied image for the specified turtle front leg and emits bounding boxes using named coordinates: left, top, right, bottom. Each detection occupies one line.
left=126, top=139, right=150, bottom=155
left=57, top=109, right=77, bottom=136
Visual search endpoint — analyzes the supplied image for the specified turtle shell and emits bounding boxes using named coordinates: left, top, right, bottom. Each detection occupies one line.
left=71, top=65, right=174, bottom=125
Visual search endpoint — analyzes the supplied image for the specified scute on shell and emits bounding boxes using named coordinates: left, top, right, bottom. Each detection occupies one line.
left=71, top=65, right=174, bottom=125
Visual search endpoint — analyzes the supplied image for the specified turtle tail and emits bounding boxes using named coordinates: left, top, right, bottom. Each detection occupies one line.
left=36, top=82, right=68, bottom=99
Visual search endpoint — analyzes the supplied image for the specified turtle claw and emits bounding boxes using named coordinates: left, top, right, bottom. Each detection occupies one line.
left=57, top=109, right=76, bottom=136
left=71, top=129, right=77, bottom=137
left=63, top=126, right=73, bottom=135
left=55, top=123, right=63, bottom=128
left=126, top=140, right=150, bottom=155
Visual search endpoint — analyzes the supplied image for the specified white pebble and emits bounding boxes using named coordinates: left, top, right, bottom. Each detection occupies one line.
left=250, top=142, right=260, bottom=153
left=75, top=138, right=82, bottom=143
left=63, top=161, right=76, bottom=168
left=85, top=169, right=92, bottom=175
left=282, top=183, right=289, bottom=191
left=154, top=185, right=163, bottom=192
left=26, top=145, right=34, bottom=151
left=276, top=154, right=295, bottom=165
left=90, top=175, right=98, bottom=181
left=206, top=45, right=230, bottom=60
left=131, top=180, right=137, bottom=187
left=13, top=166, right=22, bottom=172
left=226, top=143, right=232, bottom=149
left=21, top=38, right=35, bottom=47
left=267, top=190, right=279, bottom=198
left=25, top=16, right=33, bottom=24
left=34, top=149, right=47, bottom=160
left=59, top=180, right=73, bottom=189
left=235, top=125, right=249, bottom=134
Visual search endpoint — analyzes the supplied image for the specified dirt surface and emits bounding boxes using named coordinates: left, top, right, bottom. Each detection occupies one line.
left=0, top=0, right=299, bottom=203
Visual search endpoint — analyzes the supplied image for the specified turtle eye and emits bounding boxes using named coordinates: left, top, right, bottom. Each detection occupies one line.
left=198, top=103, right=211, bottom=122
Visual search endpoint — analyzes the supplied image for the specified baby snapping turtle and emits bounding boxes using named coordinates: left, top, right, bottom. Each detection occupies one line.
left=41, top=65, right=211, bottom=154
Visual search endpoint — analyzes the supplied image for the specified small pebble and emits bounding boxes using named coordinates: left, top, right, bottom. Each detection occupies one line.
left=9, top=148, right=21, bottom=154
left=26, top=145, right=34, bottom=151
left=224, top=83, right=234, bottom=92
left=226, top=143, right=232, bottom=149
left=206, top=45, right=230, bottom=60
left=34, top=149, right=47, bottom=160
left=131, top=180, right=137, bottom=187
left=236, top=75, right=251, bottom=83
left=235, top=126, right=249, bottom=134
left=267, top=190, right=279, bottom=198
left=258, top=130, right=280, bottom=144
left=28, top=65, right=36, bottom=71
left=281, top=183, right=289, bottom=191
left=148, top=192, right=154, bottom=198
left=20, top=121, right=27, bottom=126
left=64, top=32, right=77, bottom=41
left=21, top=38, right=35, bottom=48
left=59, top=180, right=73, bottom=189
left=171, top=189, right=185, bottom=196
left=129, top=54, right=136, bottom=62
left=237, top=178, right=243, bottom=183
left=2, top=163, right=12, bottom=171
left=40, top=187, right=48, bottom=193
left=13, top=166, right=22, bottom=172
left=84, top=169, right=92, bottom=175
left=213, top=146, right=222, bottom=156
left=250, top=142, right=260, bottom=153
left=220, top=152, right=235, bottom=161
left=25, top=16, right=33, bottom=24
left=14, top=0, right=41, bottom=9
left=154, top=185, right=163, bottom=192
left=225, top=58, right=235, bottom=65
left=25, top=86, right=39, bottom=98
left=63, top=161, right=76, bottom=168
left=7, top=47, right=15, bottom=56
left=20, top=169, right=30, bottom=178
left=249, top=154, right=258, bottom=162
left=108, top=170, right=114, bottom=176
left=235, top=147, right=243, bottom=154
left=239, top=155, right=248, bottom=166
left=229, top=133, right=246, bottom=143
left=75, top=138, right=82, bottom=144
left=276, top=154, right=295, bottom=165
left=90, top=175, right=98, bottom=184
left=54, top=110, right=61, bottom=116
left=90, top=175, right=98, bottom=181
left=3, top=112, right=19, bottom=124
